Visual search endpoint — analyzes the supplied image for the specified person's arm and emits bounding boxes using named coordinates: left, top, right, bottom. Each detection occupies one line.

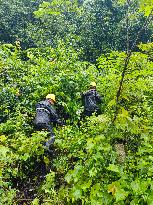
left=95, top=91, right=102, bottom=103
left=48, top=105, right=64, bottom=126
left=81, top=92, right=86, bottom=105
left=81, top=92, right=84, bottom=100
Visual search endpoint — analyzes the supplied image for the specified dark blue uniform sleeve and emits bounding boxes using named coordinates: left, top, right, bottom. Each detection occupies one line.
left=48, top=105, right=64, bottom=126
left=95, top=91, right=102, bottom=103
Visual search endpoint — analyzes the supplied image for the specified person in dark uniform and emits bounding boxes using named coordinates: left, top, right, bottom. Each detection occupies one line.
left=81, top=82, right=102, bottom=118
left=34, top=94, right=64, bottom=152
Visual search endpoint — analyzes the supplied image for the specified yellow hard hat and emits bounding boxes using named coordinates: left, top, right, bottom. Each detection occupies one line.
left=90, top=82, right=96, bottom=87
left=46, top=94, right=56, bottom=102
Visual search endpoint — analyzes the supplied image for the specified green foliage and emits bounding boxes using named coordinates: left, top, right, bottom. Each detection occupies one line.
left=0, top=36, right=153, bottom=204
left=0, top=0, right=43, bottom=47
left=34, top=0, right=79, bottom=17
left=138, top=0, right=153, bottom=17
left=30, top=0, right=153, bottom=61
left=0, top=0, right=152, bottom=61
left=41, top=171, right=55, bottom=194
left=0, top=1, right=153, bottom=204
left=0, top=42, right=98, bottom=204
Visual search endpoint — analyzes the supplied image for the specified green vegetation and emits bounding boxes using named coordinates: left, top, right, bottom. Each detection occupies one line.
left=0, top=0, right=153, bottom=204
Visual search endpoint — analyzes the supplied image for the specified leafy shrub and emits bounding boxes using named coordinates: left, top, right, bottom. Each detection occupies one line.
left=0, top=42, right=153, bottom=204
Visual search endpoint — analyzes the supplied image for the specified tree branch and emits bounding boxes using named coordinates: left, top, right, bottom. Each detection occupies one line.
left=113, top=7, right=153, bottom=122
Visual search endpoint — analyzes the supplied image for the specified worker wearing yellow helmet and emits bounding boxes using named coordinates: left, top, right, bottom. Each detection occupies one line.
left=81, top=82, right=102, bottom=118
left=34, top=93, right=64, bottom=152
left=46, top=94, right=56, bottom=103
left=90, top=82, right=97, bottom=87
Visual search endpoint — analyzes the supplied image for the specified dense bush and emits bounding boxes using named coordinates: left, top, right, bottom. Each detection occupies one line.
left=0, top=42, right=153, bottom=204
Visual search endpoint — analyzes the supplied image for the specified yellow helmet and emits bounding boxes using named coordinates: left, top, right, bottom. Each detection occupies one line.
left=46, top=94, right=56, bottom=102
left=90, top=82, right=96, bottom=87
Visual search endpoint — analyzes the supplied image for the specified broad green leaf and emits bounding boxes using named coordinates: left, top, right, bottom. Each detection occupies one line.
left=107, top=164, right=120, bottom=173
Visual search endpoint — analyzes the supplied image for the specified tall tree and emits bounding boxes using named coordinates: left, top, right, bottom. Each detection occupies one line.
left=0, top=0, right=42, bottom=48
left=30, top=0, right=153, bottom=61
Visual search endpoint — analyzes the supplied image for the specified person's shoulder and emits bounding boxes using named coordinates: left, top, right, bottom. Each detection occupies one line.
left=37, top=100, right=43, bottom=105
left=95, top=90, right=101, bottom=95
left=89, top=89, right=96, bottom=94
left=81, top=91, right=86, bottom=97
left=83, top=89, right=91, bottom=95
left=39, top=99, right=50, bottom=106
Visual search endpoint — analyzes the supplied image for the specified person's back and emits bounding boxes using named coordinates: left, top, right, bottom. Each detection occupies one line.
left=81, top=82, right=101, bottom=117
left=83, top=89, right=101, bottom=112
left=35, top=99, right=51, bottom=125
